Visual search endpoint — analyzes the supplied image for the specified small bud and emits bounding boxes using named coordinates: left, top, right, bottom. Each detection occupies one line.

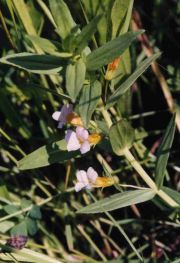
left=66, top=113, right=83, bottom=127
left=105, top=57, right=121, bottom=80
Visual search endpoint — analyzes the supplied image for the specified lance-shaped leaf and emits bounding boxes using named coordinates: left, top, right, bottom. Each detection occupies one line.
left=106, top=53, right=161, bottom=109
left=49, top=0, right=76, bottom=39
left=0, top=53, right=65, bottom=74
left=109, top=119, right=135, bottom=156
left=74, top=15, right=102, bottom=54
left=18, top=139, right=79, bottom=170
left=66, top=58, right=86, bottom=102
left=162, top=187, right=180, bottom=205
left=77, top=189, right=155, bottom=214
left=155, top=115, right=176, bottom=189
left=78, top=81, right=102, bottom=127
left=86, top=30, right=143, bottom=70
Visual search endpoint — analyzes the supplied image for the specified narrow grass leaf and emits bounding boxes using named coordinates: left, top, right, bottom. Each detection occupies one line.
left=0, top=53, right=65, bottom=74
left=49, top=0, right=76, bottom=39
left=86, top=30, right=143, bottom=70
left=109, top=119, right=135, bottom=156
left=155, top=115, right=176, bottom=189
left=18, top=139, right=79, bottom=170
left=106, top=53, right=161, bottom=108
left=162, top=186, right=180, bottom=205
left=78, top=81, right=102, bottom=127
left=77, top=189, right=155, bottom=214
left=66, top=58, right=86, bottom=101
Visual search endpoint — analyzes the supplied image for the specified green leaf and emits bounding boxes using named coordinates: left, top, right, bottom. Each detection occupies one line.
left=109, top=119, right=135, bottom=156
left=10, top=221, right=28, bottom=236
left=162, top=187, right=180, bottom=205
left=86, top=30, right=143, bottom=70
left=0, top=184, right=11, bottom=202
left=66, top=58, right=86, bottom=102
left=74, top=15, right=102, bottom=54
left=106, top=53, right=161, bottom=108
left=0, top=221, right=15, bottom=233
left=26, top=218, right=38, bottom=236
left=77, top=189, right=155, bottom=214
left=4, top=205, right=19, bottom=215
left=78, top=81, right=102, bottom=127
left=21, top=199, right=32, bottom=209
left=18, top=139, right=79, bottom=170
left=155, top=115, right=176, bottom=189
left=29, top=205, right=42, bottom=220
left=81, top=0, right=112, bottom=45
left=26, top=35, right=59, bottom=54
left=49, top=0, right=76, bottom=39
left=111, top=0, right=130, bottom=38
left=0, top=53, right=65, bottom=74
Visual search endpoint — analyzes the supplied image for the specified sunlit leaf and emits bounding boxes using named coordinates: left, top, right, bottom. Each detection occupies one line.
left=109, top=119, right=135, bottom=156
left=77, top=189, right=155, bottom=214
left=66, top=58, right=86, bottom=102
left=49, top=0, right=76, bottom=39
left=86, top=30, right=143, bottom=70
left=0, top=53, right=65, bottom=74
left=78, top=81, right=102, bottom=127
left=18, top=139, right=79, bottom=170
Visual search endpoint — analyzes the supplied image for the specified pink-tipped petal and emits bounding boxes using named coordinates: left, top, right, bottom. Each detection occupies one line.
left=87, top=167, right=98, bottom=183
left=65, top=130, right=80, bottom=152
left=52, top=111, right=61, bottom=121
left=80, top=141, right=90, bottom=154
left=75, top=182, right=85, bottom=192
left=77, top=170, right=89, bottom=185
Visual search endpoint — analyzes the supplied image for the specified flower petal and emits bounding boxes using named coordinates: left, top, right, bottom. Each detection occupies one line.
left=76, top=127, right=89, bottom=140
left=77, top=170, right=89, bottom=185
left=65, top=130, right=80, bottom=151
left=52, top=111, right=61, bottom=121
left=75, top=182, right=85, bottom=192
left=80, top=141, right=90, bottom=154
left=87, top=167, right=98, bottom=183
left=57, top=121, right=65, bottom=129
left=76, top=126, right=84, bottom=138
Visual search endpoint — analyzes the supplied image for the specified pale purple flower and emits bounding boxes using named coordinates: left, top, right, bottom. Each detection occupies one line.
left=75, top=167, right=98, bottom=192
left=52, top=104, right=73, bottom=128
left=65, top=126, right=90, bottom=154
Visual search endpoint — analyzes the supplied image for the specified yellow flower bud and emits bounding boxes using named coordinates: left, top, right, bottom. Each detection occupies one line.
left=66, top=113, right=84, bottom=127
left=105, top=57, right=121, bottom=80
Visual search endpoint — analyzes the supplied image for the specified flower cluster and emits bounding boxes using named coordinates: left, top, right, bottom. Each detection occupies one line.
left=52, top=104, right=114, bottom=192
left=52, top=104, right=101, bottom=155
